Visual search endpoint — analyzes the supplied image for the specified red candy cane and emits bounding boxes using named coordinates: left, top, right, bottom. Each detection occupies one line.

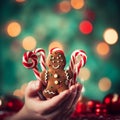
left=69, top=50, right=87, bottom=84
left=22, top=48, right=46, bottom=81
left=49, top=47, right=64, bottom=54
left=33, top=48, right=46, bottom=71
left=22, top=51, right=40, bottom=80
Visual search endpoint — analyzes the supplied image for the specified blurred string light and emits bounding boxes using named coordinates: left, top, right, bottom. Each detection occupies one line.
left=22, top=36, right=36, bottom=50
left=79, top=67, right=91, bottom=81
left=96, top=42, right=110, bottom=56
left=48, top=41, right=64, bottom=51
left=6, top=21, right=21, bottom=37
left=98, top=77, right=111, bottom=92
left=20, top=83, right=27, bottom=94
left=84, top=9, right=95, bottom=21
left=79, top=20, right=93, bottom=34
left=103, top=28, right=118, bottom=45
left=112, top=94, right=119, bottom=103
left=13, top=89, right=24, bottom=99
left=0, top=98, right=2, bottom=106
left=58, top=1, right=71, bottom=13
left=71, top=0, right=85, bottom=9
left=15, top=0, right=26, bottom=3
left=13, top=83, right=27, bottom=99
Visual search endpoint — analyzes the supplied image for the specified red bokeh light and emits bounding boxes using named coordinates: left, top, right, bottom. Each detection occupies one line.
left=79, top=20, right=93, bottom=34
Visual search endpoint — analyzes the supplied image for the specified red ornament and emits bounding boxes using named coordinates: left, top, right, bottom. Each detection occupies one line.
left=95, top=103, right=107, bottom=115
left=87, top=100, right=101, bottom=113
left=79, top=20, right=93, bottom=35
left=103, top=93, right=120, bottom=114
left=4, top=95, right=24, bottom=112
left=71, top=101, right=87, bottom=118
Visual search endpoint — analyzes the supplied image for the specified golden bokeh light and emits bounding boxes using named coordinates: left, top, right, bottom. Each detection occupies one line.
left=0, top=99, right=2, bottom=106
left=59, top=1, right=71, bottom=13
left=71, top=0, right=85, bottom=9
left=6, top=21, right=21, bottom=37
left=103, top=28, right=118, bottom=45
left=21, top=83, right=27, bottom=95
left=96, top=42, right=110, bottom=56
left=48, top=41, right=64, bottom=51
left=98, top=77, right=111, bottom=92
left=22, top=36, right=37, bottom=50
left=15, top=0, right=26, bottom=3
left=112, top=94, right=119, bottom=103
left=13, top=89, right=24, bottom=99
left=79, top=67, right=91, bottom=81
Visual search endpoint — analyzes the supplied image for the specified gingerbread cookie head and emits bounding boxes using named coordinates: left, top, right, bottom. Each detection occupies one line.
left=46, top=48, right=66, bottom=70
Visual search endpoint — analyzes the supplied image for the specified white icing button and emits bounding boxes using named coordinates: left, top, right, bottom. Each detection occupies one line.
left=54, top=74, right=58, bottom=78
left=59, top=54, right=61, bottom=57
left=54, top=80, right=59, bottom=85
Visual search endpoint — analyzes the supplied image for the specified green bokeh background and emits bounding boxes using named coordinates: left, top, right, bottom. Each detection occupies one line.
left=0, top=0, right=120, bottom=101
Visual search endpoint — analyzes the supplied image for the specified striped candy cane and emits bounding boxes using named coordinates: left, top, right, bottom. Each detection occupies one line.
left=33, top=48, right=46, bottom=71
left=22, top=48, right=46, bottom=81
left=22, top=51, right=40, bottom=80
left=49, top=47, right=64, bottom=54
left=69, top=50, right=87, bottom=85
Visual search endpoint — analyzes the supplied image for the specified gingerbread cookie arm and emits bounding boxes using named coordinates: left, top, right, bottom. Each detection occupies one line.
left=41, top=71, right=48, bottom=85
left=65, top=69, right=73, bottom=80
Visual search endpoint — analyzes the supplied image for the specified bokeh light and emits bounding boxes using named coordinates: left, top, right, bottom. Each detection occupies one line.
left=0, top=99, right=2, bottom=106
left=22, top=36, right=37, bottom=50
left=6, top=21, right=21, bottom=37
left=59, top=1, right=71, bottom=13
left=15, top=0, right=26, bottom=3
left=13, top=89, right=24, bottom=99
left=79, top=67, right=91, bottom=81
left=71, top=0, right=85, bottom=9
left=112, top=94, right=119, bottom=103
left=79, top=20, right=93, bottom=34
left=98, top=77, right=112, bottom=92
left=20, top=83, right=27, bottom=95
left=103, top=28, right=118, bottom=45
left=48, top=41, right=64, bottom=51
left=96, top=42, right=110, bottom=56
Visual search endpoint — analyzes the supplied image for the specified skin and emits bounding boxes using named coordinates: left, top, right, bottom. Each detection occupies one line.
left=5, top=80, right=82, bottom=120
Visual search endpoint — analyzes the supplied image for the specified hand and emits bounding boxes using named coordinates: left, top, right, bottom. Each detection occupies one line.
left=6, top=80, right=82, bottom=120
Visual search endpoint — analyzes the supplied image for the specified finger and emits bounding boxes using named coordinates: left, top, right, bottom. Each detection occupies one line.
left=60, top=83, right=82, bottom=118
left=25, top=80, right=42, bottom=97
left=72, top=83, right=82, bottom=106
left=66, top=84, right=77, bottom=109
left=45, top=85, right=77, bottom=116
left=43, top=89, right=76, bottom=120
left=40, top=89, right=71, bottom=114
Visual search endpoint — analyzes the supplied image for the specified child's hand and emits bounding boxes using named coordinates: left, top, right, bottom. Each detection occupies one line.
left=5, top=80, right=82, bottom=120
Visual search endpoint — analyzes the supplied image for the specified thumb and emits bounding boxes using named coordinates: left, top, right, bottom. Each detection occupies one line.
left=25, top=80, right=42, bottom=97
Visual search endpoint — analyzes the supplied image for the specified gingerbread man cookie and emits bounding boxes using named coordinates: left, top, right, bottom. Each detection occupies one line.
left=41, top=48, right=73, bottom=98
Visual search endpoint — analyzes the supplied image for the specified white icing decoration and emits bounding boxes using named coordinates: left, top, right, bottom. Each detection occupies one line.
left=54, top=80, right=59, bottom=85
left=44, top=90, right=55, bottom=94
left=52, top=65, right=60, bottom=69
left=52, top=60, right=55, bottom=63
left=59, top=54, right=61, bottom=57
left=51, top=56, right=54, bottom=59
left=57, top=61, right=59, bottom=63
left=54, top=74, right=58, bottom=78
left=65, top=70, right=70, bottom=85
left=61, top=59, right=63, bottom=62
left=45, top=71, right=48, bottom=83
left=65, top=70, right=69, bottom=80
left=57, top=57, right=59, bottom=59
